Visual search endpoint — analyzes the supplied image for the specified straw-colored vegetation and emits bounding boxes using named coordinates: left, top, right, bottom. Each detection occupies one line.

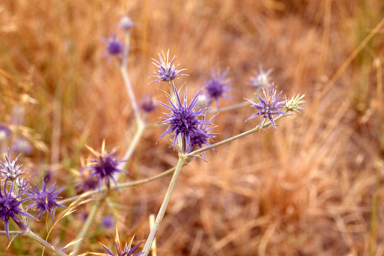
left=0, top=0, right=383, bottom=255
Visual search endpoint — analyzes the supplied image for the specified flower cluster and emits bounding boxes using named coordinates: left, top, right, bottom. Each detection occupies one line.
left=201, top=69, right=232, bottom=108
left=151, top=52, right=186, bottom=83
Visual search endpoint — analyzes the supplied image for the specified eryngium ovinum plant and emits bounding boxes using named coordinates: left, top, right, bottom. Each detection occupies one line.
left=0, top=14, right=304, bottom=256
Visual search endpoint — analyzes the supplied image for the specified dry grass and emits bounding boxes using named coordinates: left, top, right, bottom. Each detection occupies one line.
left=0, top=0, right=384, bottom=255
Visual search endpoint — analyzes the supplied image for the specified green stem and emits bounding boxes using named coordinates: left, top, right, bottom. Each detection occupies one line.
left=142, top=156, right=186, bottom=256
left=71, top=200, right=101, bottom=255
left=26, top=230, right=69, bottom=256
left=58, top=166, right=176, bottom=205
left=120, top=66, right=141, bottom=122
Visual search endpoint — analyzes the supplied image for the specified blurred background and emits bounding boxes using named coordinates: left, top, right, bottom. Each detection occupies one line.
left=1, top=0, right=384, bottom=255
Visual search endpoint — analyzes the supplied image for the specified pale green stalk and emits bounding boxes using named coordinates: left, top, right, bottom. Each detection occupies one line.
left=120, top=66, right=140, bottom=122
left=26, top=230, right=69, bottom=256
left=142, top=155, right=186, bottom=256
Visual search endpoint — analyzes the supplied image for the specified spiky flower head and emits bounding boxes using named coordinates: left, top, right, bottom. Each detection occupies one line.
left=248, top=65, right=272, bottom=90
left=202, top=69, right=232, bottom=108
left=285, top=94, right=305, bottom=113
left=245, top=86, right=288, bottom=130
left=140, top=95, right=157, bottom=114
left=85, top=146, right=128, bottom=189
left=119, top=14, right=135, bottom=30
left=25, top=179, right=66, bottom=222
left=11, top=138, right=33, bottom=155
left=0, top=152, right=27, bottom=182
left=102, top=33, right=128, bottom=61
left=158, top=88, right=213, bottom=152
left=0, top=125, right=11, bottom=141
left=187, top=116, right=217, bottom=155
left=0, top=184, right=36, bottom=240
left=151, top=51, right=186, bottom=83
left=100, top=227, right=143, bottom=256
left=16, top=177, right=29, bottom=192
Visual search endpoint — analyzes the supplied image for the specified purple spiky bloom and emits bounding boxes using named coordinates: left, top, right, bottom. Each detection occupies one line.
left=187, top=116, right=216, bottom=154
left=11, top=138, right=33, bottom=155
left=151, top=52, right=186, bottom=83
left=101, top=241, right=143, bottom=256
left=86, top=150, right=128, bottom=189
left=245, top=86, right=288, bottom=130
left=248, top=65, right=272, bottom=90
left=158, top=88, right=213, bottom=151
left=0, top=125, right=11, bottom=141
left=140, top=95, right=157, bottom=114
left=202, top=69, right=232, bottom=108
left=0, top=152, right=27, bottom=182
left=25, top=180, right=66, bottom=222
left=0, top=184, right=36, bottom=240
left=102, top=33, right=128, bottom=60
left=119, top=15, right=135, bottom=30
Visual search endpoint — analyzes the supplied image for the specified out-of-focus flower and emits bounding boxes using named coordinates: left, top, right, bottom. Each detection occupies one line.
left=248, top=65, right=272, bottom=90
left=11, top=138, right=33, bottom=155
left=0, top=125, right=11, bottom=141
left=0, top=184, right=36, bottom=240
left=85, top=149, right=128, bottom=189
left=151, top=51, right=186, bottom=83
left=101, top=215, right=114, bottom=229
left=158, top=88, right=212, bottom=152
left=140, top=95, right=157, bottom=114
left=119, top=14, right=135, bottom=30
left=25, top=179, right=66, bottom=222
left=285, top=94, right=305, bottom=113
left=102, top=33, right=128, bottom=61
left=10, top=105, right=24, bottom=126
left=0, top=152, right=26, bottom=182
left=202, top=69, right=232, bottom=108
left=245, top=86, right=288, bottom=130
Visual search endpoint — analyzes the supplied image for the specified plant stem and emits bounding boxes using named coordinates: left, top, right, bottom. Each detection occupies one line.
left=58, top=166, right=176, bottom=205
left=120, top=66, right=140, bottom=122
left=72, top=200, right=102, bottom=255
left=142, top=156, right=186, bottom=256
left=26, top=230, right=69, bottom=256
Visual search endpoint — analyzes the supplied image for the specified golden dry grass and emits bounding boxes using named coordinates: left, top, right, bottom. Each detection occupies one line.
left=0, top=0, right=384, bottom=255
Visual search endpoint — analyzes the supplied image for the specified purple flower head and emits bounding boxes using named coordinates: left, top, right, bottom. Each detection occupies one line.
left=100, top=229, right=143, bottom=256
left=187, top=116, right=217, bottom=156
left=102, top=33, right=128, bottom=61
left=158, top=88, right=213, bottom=152
left=86, top=149, right=128, bottom=189
left=119, top=14, right=135, bottom=30
left=0, top=152, right=27, bottom=182
left=16, top=177, right=29, bottom=192
left=25, top=179, right=66, bottom=222
left=140, top=95, right=157, bottom=114
left=0, top=184, right=36, bottom=240
left=11, top=138, right=33, bottom=155
left=202, top=69, right=232, bottom=108
left=245, top=86, right=288, bottom=130
left=151, top=51, right=186, bottom=83
left=77, top=172, right=99, bottom=192
left=248, top=65, right=272, bottom=90
left=101, top=215, right=114, bottom=229
left=0, top=125, right=11, bottom=141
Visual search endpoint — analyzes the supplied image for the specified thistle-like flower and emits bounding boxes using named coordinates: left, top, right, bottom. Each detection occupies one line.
left=0, top=184, right=36, bottom=240
left=11, top=138, right=33, bottom=155
left=0, top=152, right=27, bottom=182
left=140, top=95, right=157, bottom=114
left=0, top=125, right=11, bottom=141
left=285, top=94, right=305, bottom=113
left=119, top=14, right=135, bottom=30
left=158, top=88, right=213, bottom=152
left=248, top=65, right=272, bottom=90
left=151, top=51, right=186, bottom=83
left=25, top=179, right=66, bottom=222
left=102, top=33, right=128, bottom=61
left=202, top=69, right=232, bottom=108
left=187, top=116, right=216, bottom=154
left=100, top=228, right=143, bottom=256
left=245, top=86, right=288, bottom=130
left=85, top=148, right=128, bottom=189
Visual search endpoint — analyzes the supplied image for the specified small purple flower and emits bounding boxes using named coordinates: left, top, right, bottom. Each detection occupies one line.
left=151, top=51, right=186, bottom=83
left=86, top=150, right=128, bottom=189
left=102, top=33, right=128, bottom=60
left=0, top=125, right=11, bottom=141
left=101, top=239, right=143, bottom=256
left=25, top=179, right=66, bottom=222
left=187, top=116, right=216, bottom=155
left=0, top=152, right=27, bottom=182
left=140, top=95, right=157, bottom=114
left=11, top=138, right=33, bottom=155
left=248, top=65, right=272, bottom=90
left=158, top=88, right=213, bottom=151
left=202, top=69, right=232, bottom=108
left=0, top=184, right=36, bottom=240
left=245, top=86, right=288, bottom=130
left=101, top=215, right=114, bottom=229
left=119, top=14, right=135, bottom=30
